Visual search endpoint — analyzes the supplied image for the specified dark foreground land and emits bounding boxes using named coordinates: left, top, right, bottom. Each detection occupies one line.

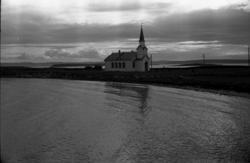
left=1, top=66, right=250, bottom=94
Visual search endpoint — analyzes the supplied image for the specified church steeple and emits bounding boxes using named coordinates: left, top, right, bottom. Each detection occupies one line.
left=137, top=24, right=148, bottom=58
left=138, top=24, right=146, bottom=47
left=139, top=24, right=145, bottom=43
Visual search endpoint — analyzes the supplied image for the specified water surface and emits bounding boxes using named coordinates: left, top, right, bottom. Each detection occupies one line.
left=1, top=79, right=250, bottom=162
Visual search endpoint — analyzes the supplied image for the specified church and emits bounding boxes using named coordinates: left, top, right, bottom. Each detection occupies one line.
left=104, top=26, right=150, bottom=72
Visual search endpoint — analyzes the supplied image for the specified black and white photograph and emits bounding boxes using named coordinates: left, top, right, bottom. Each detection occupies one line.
left=1, top=0, right=250, bottom=162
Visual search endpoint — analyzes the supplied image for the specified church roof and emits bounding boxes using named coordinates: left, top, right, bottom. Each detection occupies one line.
left=104, top=51, right=137, bottom=62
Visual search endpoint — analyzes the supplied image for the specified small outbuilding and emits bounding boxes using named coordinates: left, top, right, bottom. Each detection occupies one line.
left=104, top=26, right=150, bottom=72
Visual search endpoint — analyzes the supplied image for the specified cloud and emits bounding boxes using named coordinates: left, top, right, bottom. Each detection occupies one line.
left=44, top=49, right=71, bottom=59
left=2, top=52, right=47, bottom=62
left=87, top=2, right=142, bottom=12
left=44, top=48, right=103, bottom=61
left=149, top=41, right=248, bottom=61
left=150, top=8, right=250, bottom=44
left=87, top=2, right=171, bottom=12
left=1, top=40, right=247, bottom=63
left=2, top=47, right=103, bottom=62
left=1, top=4, right=250, bottom=44
left=77, top=49, right=103, bottom=58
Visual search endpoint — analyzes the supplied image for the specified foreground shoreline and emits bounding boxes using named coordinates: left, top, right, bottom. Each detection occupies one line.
left=1, top=66, right=250, bottom=97
left=2, top=77, right=250, bottom=163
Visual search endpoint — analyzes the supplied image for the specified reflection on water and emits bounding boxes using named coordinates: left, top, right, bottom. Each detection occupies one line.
left=1, top=79, right=250, bottom=163
left=104, top=82, right=152, bottom=162
left=104, top=82, right=151, bottom=116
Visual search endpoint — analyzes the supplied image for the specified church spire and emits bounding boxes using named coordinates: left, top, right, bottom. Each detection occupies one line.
left=137, top=24, right=147, bottom=58
left=139, top=24, right=145, bottom=43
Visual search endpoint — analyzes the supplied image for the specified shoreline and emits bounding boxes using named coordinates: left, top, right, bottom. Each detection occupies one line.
left=1, top=66, right=250, bottom=98
left=2, top=76, right=250, bottom=99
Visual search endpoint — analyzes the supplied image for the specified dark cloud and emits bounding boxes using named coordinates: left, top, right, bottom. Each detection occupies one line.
left=1, top=10, right=60, bottom=43
left=149, top=8, right=250, bottom=44
left=2, top=8, right=250, bottom=44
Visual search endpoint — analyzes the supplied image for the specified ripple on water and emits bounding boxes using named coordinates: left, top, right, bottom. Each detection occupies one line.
left=1, top=79, right=250, bottom=163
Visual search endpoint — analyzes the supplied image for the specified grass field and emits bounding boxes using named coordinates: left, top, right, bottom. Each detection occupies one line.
left=1, top=66, right=250, bottom=94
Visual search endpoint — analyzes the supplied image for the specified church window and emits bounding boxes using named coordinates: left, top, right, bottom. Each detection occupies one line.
left=111, top=62, right=114, bottom=68
left=123, top=62, right=125, bottom=68
left=119, top=62, right=121, bottom=68
left=115, top=62, right=118, bottom=68
left=133, top=62, right=135, bottom=68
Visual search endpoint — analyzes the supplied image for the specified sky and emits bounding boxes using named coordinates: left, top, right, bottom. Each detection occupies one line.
left=1, top=0, right=250, bottom=62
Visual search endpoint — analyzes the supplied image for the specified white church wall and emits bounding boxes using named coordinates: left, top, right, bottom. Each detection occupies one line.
left=135, top=61, right=144, bottom=71
left=105, top=61, right=136, bottom=71
left=137, top=48, right=147, bottom=59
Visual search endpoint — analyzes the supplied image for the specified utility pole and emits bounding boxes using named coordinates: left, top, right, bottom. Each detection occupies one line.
left=202, top=53, right=205, bottom=65
left=150, top=53, right=153, bottom=69
left=248, top=45, right=250, bottom=66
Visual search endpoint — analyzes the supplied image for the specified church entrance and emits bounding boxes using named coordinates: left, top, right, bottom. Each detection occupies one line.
left=145, top=62, right=148, bottom=71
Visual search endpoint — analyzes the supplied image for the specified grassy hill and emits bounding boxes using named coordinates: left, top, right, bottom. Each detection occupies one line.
left=1, top=65, right=249, bottom=94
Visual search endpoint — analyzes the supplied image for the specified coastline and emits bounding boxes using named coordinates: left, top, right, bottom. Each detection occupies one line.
left=1, top=66, right=250, bottom=98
